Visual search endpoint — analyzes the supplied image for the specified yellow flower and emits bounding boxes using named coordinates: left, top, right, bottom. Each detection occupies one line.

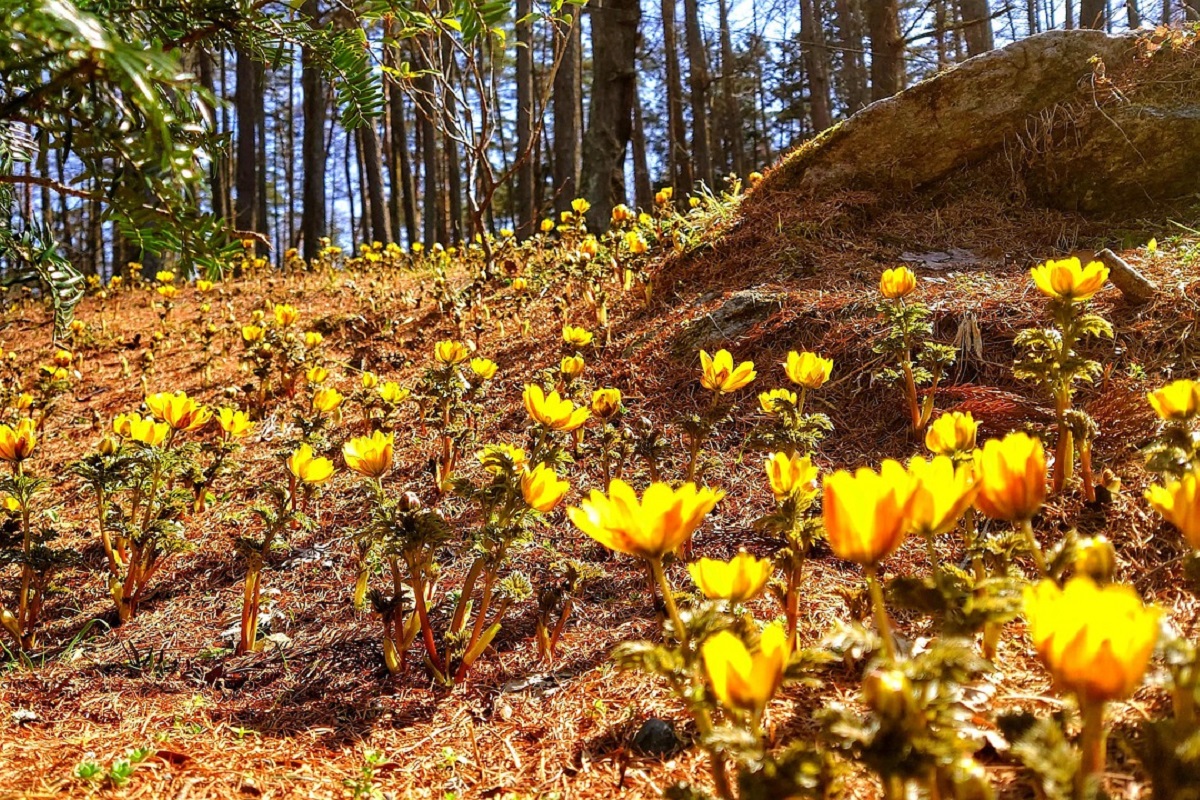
left=578, top=236, right=599, bottom=259
left=571, top=197, right=591, bottom=215
left=1146, top=472, right=1200, bottom=550
left=343, top=430, right=395, bottom=478
left=655, top=187, right=674, bottom=205
left=765, top=451, right=818, bottom=501
left=1147, top=379, right=1200, bottom=421
left=120, top=413, right=170, bottom=447
left=699, top=349, right=756, bottom=394
left=539, top=218, right=555, bottom=233
left=1024, top=577, right=1160, bottom=704
left=361, top=371, right=380, bottom=390
left=1030, top=257, right=1109, bottom=303
left=880, top=266, right=917, bottom=299
left=378, top=382, right=410, bottom=405
left=512, top=277, right=528, bottom=291
left=274, top=304, right=300, bottom=327
left=195, top=279, right=214, bottom=292
left=500, top=227, right=514, bottom=238
left=972, top=432, right=1046, bottom=521
left=521, top=463, right=570, bottom=512
left=434, top=340, right=470, bottom=365
left=155, top=270, right=175, bottom=284
left=560, top=355, right=585, bottom=380
left=305, top=331, right=324, bottom=348
left=287, top=444, right=335, bottom=485
left=748, top=171, right=764, bottom=185
left=0, top=418, right=37, bottom=463
left=312, top=387, right=345, bottom=413
left=216, top=407, right=254, bottom=439
left=905, top=456, right=978, bottom=536
left=702, top=623, right=790, bottom=716
left=306, top=365, right=329, bottom=384
left=689, top=552, right=774, bottom=603
left=562, top=325, right=594, bottom=348
left=568, top=479, right=724, bottom=560
left=52, top=349, right=73, bottom=367
left=611, top=204, right=633, bottom=225
left=14, top=393, right=32, bottom=412
left=624, top=231, right=648, bottom=254
left=924, top=411, right=978, bottom=456
left=145, top=391, right=212, bottom=432
left=523, top=385, right=590, bottom=432
left=478, top=443, right=527, bottom=474
left=470, top=358, right=498, bottom=381
left=758, top=388, right=798, bottom=414
left=822, top=460, right=914, bottom=566
left=156, top=285, right=177, bottom=299
left=783, top=351, right=832, bottom=390
left=591, top=388, right=622, bottom=418
left=242, top=325, right=265, bottom=344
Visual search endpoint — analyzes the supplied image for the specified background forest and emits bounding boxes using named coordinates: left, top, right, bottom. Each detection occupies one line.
left=1, top=0, right=1191, bottom=282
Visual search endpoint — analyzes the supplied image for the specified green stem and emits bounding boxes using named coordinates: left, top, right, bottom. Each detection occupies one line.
left=649, top=558, right=687, bottom=648
left=1020, top=517, right=1049, bottom=577
left=866, top=565, right=897, bottom=661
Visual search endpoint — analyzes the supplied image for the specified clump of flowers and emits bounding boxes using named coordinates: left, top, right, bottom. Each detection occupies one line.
left=753, top=350, right=834, bottom=455
left=1144, top=378, right=1200, bottom=479
left=1015, top=257, right=1111, bottom=499
left=414, top=340, right=496, bottom=493
left=683, top=348, right=755, bottom=485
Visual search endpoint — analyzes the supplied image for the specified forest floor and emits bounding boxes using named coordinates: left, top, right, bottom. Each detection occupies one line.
left=1, top=183, right=1199, bottom=800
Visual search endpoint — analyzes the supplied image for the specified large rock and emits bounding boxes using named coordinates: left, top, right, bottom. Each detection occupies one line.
left=760, top=29, right=1200, bottom=213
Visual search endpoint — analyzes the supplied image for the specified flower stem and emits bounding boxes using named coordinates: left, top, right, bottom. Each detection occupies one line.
left=1076, top=700, right=1107, bottom=800
left=1020, top=517, right=1049, bottom=577
left=649, top=558, right=687, bottom=648
left=866, top=565, right=897, bottom=661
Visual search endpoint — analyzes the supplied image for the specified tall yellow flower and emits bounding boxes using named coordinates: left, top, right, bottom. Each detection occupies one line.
left=343, top=430, right=395, bottom=478
left=699, top=349, right=756, bottom=394
left=145, top=391, right=212, bottom=432
left=305, top=331, right=324, bottom=348
left=120, top=413, right=170, bottom=447
left=567, top=480, right=724, bottom=560
left=195, top=279, right=214, bottom=292
left=0, top=419, right=37, bottom=463
left=306, top=365, right=329, bottom=384
left=273, top=304, right=300, bottom=327
left=905, top=455, right=978, bottom=536
left=924, top=411, right=978, bottom=457
left=523, top=385, right=590, bottom=432
left=822, top=460, right=914, bottom=565
left=1146, top=471, right=1200, bottom=549
left=783, top=351, right=833, bottom=390
left=287, top=444, right=335, bottom=485
left=434, top=340, right=470, bottom=365
left=1024, top=578, right=1160, bottom=704
left=758, top=388, right=798, bottom=414
left=217, top=407, right=254, bottom=439
left=702, top=623, right=790, bottom=716
left=764, top=451, right=818, bottom=501
left=972, top=432, right=1046, bottom=521
left=689, top=552, right=773, bottom=602
left=1147, top=379, right=1200, bottom=422
left=591, top=388, right=622, bottom=418
left=562, top=325, right=594, bottom=348
left=361, top=371, right=380, bottom=390
left=241, top=325, right=265, bottom=344
left=521, top=463, right=570, bottom=512
left=312, top=387, right=345, bottom=413
left=1030, top=257, right=1109, bottom=303
left=880, top=266, right=917, bottom=299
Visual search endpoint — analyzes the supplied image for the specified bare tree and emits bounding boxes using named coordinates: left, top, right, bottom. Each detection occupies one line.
left=868, top=0, right=904, bottom=100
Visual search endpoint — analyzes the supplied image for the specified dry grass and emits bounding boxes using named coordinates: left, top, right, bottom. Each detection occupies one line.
left=0, top=187, right=1198, bottom=799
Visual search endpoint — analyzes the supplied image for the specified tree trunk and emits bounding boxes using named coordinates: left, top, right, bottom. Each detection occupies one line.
left=552, top=12, right=582, bottom=214
left=868, top=0, right=904, bottom=100
left=299, top=0, right=326, bottom=263
left=1125, top=0, right=1140, bottom=27
left=235, top=49, right=259, bottom=241
left=387, top=63, right=418, bottom=245
left=413, top=43, right=444, bottom=244
left=1079, top=0, right=1108, bottom=27
left=358, top=121, right=391, bottom=244
left=631, top=76, right=654, bottom=209
left=801, top=0, right=833, bottom=131
left=960, top=0, right=995, bottom=55
left=661, top=0, right=692, bottom=191
left=683, top=0, right=712, bottom=187
left=835, top=0, right=868, bottom=111
left=197, top=48, right=228, bottom=222
left=716, top=0, right=745, bottom=177
left=515, top=0, right=536, bottom=236
left=581, top=0, right=640, bottom=227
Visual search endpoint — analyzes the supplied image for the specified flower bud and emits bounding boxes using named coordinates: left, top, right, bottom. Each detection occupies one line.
left=1073, top=535, right=1116, bottom=584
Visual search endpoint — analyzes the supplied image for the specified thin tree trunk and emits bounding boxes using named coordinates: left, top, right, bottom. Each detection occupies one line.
left=801, top=0, right=833, bottom=130
left=580, top=0, right=640, bottom=227
left=631, top=76, right=653, bottom=209
left=235, top=49, right=259, bottom=245
left=960, top=0, right=995, bottom=55
left=662, top=0, right=692, bottom=191
left=515, top=0, right=536, bottom=236
left=868, top=0, right=904, bottom=100
left=1125, top=0, right=1141, bottom=26
left=552, top=13, right=582, bottom=214
left=358, top=121, right=391, bottom=244
left=835, top=0, right=868, bottom=112
left=716, top=0, right=745, bottom=177
left=683, top=0, right=712, bottom=187
left=300, top=0, right=327, bottom=263
left=413, top=44, right=444, bottom=244
left=1079, top=0, right=1108, bottom=26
